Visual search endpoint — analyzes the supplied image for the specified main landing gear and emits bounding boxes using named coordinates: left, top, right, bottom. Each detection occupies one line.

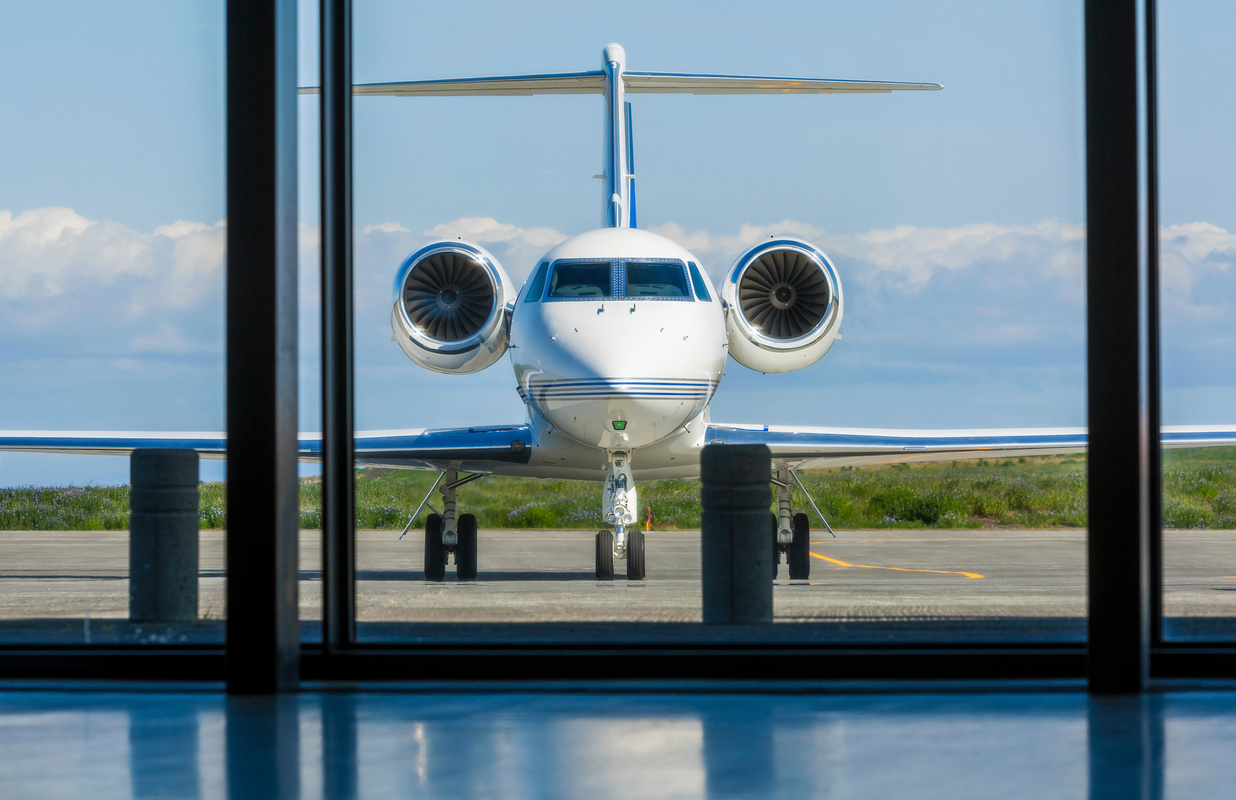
left=595, top=451, right=645, bottom=581
left=410, top=467, right=483, bottom=582
left=770, top=467, right=835, bottom=580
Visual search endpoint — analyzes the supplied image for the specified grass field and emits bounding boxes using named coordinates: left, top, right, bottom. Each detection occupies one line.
left=3, top=447, right=1235, bottom=532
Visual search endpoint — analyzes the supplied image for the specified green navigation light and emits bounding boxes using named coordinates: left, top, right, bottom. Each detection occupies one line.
left=612, top=420, right=627, bottom=431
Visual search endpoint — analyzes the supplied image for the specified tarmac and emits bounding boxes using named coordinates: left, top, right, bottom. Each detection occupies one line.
left=0, top=528, right=1233, bottom=643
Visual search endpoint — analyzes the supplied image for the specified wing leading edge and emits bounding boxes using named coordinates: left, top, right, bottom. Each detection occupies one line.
left=6, top=424, right=1233, bottom=477
left=0, top=425, right=533, bottom=474
left=706, top=423, right=1236, bottom=470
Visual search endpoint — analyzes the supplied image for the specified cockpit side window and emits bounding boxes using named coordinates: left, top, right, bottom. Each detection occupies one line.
left=624, top=261, right=691, bottom=298
left=523, top=262, right=549, bottom=303
left=547, top=262, right=612, bottom=299
left=687, top=262, right=713, bottom=302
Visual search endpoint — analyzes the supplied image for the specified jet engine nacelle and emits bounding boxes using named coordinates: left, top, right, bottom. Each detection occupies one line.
left=391, top=241, right=514, bottom=374
left=721, top=237, right=844, bottom=373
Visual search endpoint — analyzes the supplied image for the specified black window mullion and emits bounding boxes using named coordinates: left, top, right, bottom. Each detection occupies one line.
left=320, top=0, right=357, bottom=656
left=1145, top=0, right=1165, bottom=650
left=225, top=0, right=301, bottom=694
left=1084, top=0, right=1155, bottom=693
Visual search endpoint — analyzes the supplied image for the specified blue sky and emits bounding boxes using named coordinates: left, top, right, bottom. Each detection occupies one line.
left=0, top=1, right=1233, bottom=485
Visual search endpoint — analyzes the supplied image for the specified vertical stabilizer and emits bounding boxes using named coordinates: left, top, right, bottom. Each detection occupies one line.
left=602, top=44, right=631, bottom=228
left=625, top=100, right=637, bottom=229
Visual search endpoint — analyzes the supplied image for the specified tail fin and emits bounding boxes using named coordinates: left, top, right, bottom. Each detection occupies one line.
left=299, top=47, right=940, bottom=229
left=625, top=101, right=636, bottom=229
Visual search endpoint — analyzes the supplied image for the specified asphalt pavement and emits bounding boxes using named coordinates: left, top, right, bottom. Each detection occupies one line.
left=1, top=528, right=1233, bottom=643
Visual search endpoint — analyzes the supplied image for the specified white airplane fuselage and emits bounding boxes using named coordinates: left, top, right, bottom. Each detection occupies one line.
left=508, top=228, right=725, bottom=479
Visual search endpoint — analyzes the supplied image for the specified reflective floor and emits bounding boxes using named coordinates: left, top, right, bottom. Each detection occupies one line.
left=1, top=685, right=1235, bottom=798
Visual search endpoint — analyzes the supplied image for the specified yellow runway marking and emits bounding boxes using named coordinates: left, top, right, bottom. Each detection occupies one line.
left=810, top=551, right=984, bottom=579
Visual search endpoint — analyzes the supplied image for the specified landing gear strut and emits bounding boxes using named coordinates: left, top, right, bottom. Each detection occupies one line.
left=596, top=451, right=645, bottom=580
left=771, top=467, right=812, bottom=580
left=417, top=467, right=482, bottom=582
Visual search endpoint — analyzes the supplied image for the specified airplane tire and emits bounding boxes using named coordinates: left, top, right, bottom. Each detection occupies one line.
left=424, top=513, right=446, bottom=582
left=770, top=513, right=780, bottom=580
left=627, top=530, right=646, bottom=581
left=456, top=513, right=478, bottom=581
left=789, top=512, right=811, bottom=580
left=595, top=530, right=615, bottom=581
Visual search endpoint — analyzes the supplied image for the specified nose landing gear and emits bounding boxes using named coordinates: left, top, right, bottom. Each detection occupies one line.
left=596, top=451, right=646, bottom=580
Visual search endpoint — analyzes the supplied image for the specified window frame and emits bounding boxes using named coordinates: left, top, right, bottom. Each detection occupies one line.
left=543, top=258, right=617, bottom=301
left=4, top=0, right=1230, bottom=690
left=541, top=257, right=695, bottom=303
left=621, top=259, right=693, bottom=301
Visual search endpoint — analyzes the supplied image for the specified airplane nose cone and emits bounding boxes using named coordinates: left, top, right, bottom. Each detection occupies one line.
left=514, top=300, right=726, bottom=449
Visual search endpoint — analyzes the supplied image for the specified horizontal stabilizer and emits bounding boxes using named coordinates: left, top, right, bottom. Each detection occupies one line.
left=299, top=72, right=940, bottom=98
left=622, top=72, right=942, bottom=95
left=299, top=71, right=606, bottom=97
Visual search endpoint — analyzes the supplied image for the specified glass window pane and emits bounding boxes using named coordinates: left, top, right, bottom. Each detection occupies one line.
left=548, top=262, right=613, bottom=299
left=1157, top=1, right=1236, bottom=641
left=689, top=262, right=713, bottom=302
left=0, top=3, right=231, bottom=644
left=523, top=262, right=549, bottom=303
left=350, top=1, right=1086, bottom=645
left=624, top=261, right=690, bottom=298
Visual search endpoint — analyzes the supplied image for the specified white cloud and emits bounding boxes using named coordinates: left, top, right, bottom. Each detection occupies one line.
left=362, top=222, right=410, bottom=235
left=4, top=207, right=1232, bottom=366
left=424, top=216, right=565, bottom=250
left=646, top=219, right=824, bottom=271
left=649, top=218, right=1089, bottom=297
left=648, top=217, right=1236, bottom=317
left=153, top=220, right=210, bottom=238
left=1160, top=222, right=1236, bottom=316
left=348, top=216, right=569, bottom=286
left=0, top=207, right=225, bottom=309
left=422, top=216, right=568, bottom=279
left=0, top=207, right=225, bottom=355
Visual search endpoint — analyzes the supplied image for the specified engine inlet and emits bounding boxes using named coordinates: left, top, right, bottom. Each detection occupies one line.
left=403, top=251, right=496, bottom=341
left=737, top=248, right=830, bottom=340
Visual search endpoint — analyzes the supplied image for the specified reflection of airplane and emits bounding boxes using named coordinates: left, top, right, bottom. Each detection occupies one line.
left=3, top=45, right=1235, bottom=583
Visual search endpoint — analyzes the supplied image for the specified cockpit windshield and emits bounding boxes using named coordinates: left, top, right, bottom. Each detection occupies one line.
left=547, top=262, right=612, bottom=298
left=624, top=261, right=690, bottom=298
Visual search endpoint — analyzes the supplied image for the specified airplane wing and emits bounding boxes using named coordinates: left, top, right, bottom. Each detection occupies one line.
left=347, top=425, right=532, bottom=471
left=297, top=72, right=940, bottom=97
left=0, top=431, right=228, bottom=458
left=0, top=425, right=532, bottom=474
left=8, top=423, right=1231, bottom=476
left=705, top=423, right=1236, bottom=470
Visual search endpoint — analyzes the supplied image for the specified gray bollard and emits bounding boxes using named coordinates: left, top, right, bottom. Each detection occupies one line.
left=129, top=449, right=200, bottom=622
left=701, top=444, right=773, bottom=624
